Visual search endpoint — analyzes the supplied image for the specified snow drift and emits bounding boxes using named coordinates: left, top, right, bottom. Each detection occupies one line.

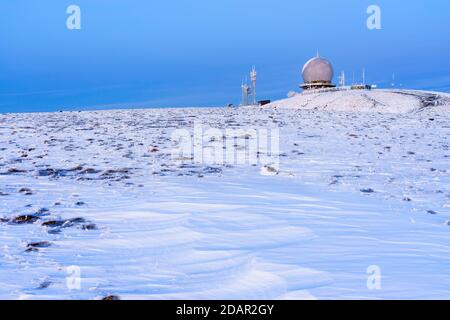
left=266, top=89, right=450, bottom=114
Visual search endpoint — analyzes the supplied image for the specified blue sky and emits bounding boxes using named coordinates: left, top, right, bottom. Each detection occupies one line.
left=1, top=0, right=449, bottom=112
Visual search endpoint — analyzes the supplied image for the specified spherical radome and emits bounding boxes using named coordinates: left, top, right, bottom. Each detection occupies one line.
left=302, top=57, right=334, bottom=83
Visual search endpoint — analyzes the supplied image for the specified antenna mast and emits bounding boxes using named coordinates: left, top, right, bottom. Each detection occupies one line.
left=250, top=66, right=257, bottom=106
left=339, top=71, right=346, bottom=87
left=241, top=78, right=249, bottom=106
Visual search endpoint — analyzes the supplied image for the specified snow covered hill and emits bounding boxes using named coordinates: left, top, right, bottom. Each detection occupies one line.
left=0, top=93, right=449, bottom=299
left=266, top=89, right=450, bottom=114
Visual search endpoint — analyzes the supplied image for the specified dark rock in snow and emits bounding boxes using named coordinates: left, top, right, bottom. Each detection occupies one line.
left=27, top=241, right=51, bottom=248
left=81, top=223, right=97, bottom=230
left=10, top=215, right=39, bottom=224
left=42, top=220, right=67, bottom=228
left=80, top=168, right=101, bottom=174
left=69, top=217, right=86, bottom=224
left=42, top=217, right=89, bottom=231
left=102, top=295, right=120, bottom=301
left=37, top=280, right=52, bottom=289
left=360, top=188, right=375, bottom=193
left=4, top=168, right=28, bottom=174
left=18, top=188, right=33, bottom=195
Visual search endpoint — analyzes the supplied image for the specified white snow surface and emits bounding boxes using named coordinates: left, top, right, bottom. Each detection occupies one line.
left=267, top=89, right=450, bottom=114
left=0, top=91, right=449, bottom=299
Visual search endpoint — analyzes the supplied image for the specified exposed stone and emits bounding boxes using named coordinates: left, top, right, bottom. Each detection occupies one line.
left=10, top=215, right=39, bottom=224
left=102, top=295, right=120, bottom=301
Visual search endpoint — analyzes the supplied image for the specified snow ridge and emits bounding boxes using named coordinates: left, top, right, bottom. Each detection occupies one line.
left=266, top=89, right=450, bottom=114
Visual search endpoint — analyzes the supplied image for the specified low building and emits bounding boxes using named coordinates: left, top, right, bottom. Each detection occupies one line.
left=258, top=100, right=271, bottom=106
left=351, top=84, right=372, bottom=90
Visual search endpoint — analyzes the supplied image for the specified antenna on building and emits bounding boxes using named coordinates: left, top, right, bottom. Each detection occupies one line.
left=392, top=72, right=395, bottom=87
left=362, top=68, right=366, bottom=85
left=250, top=66, right=257, bottom=106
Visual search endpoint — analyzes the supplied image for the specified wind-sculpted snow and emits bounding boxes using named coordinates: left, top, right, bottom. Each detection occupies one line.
left=0, top=101, right=449, bottom=299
